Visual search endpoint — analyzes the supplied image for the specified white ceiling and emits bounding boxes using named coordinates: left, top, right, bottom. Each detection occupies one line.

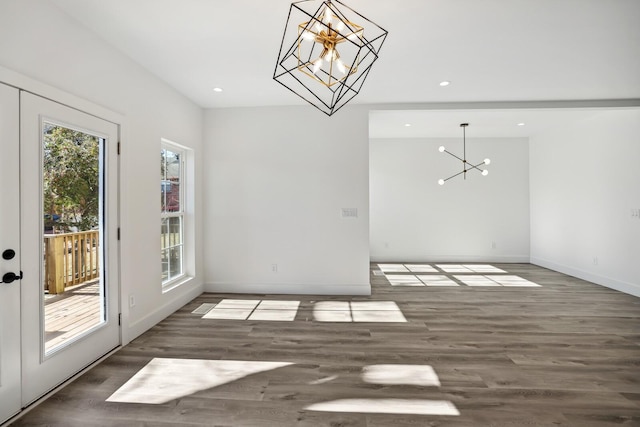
left=368, top=108, right=631, bottom=138
left=51, top=0, right=640, bottom=111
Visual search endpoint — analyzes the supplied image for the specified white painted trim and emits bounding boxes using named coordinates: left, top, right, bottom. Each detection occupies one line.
left=0, top=65, right=124, bottom=124
left=205, top=282, right=372, bottom=296
left=370, top=255, right=530, bottom=263
left=365, top=99, right=640, bottom=112
left=531, top=257, right=640, bottom=298
left=123, top=283, right=203, bottom=345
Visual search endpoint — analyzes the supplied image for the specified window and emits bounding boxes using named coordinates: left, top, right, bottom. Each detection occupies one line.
left=161, top=143, right=185, bottom=285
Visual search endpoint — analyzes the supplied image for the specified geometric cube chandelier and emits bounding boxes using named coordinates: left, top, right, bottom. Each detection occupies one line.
left=273, top=0, right=388, bottom=116
left=438, top=123, right=491, bottom=185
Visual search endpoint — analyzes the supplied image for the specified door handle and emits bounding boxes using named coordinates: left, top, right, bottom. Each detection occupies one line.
left=1, top=271, right=23, bottom=284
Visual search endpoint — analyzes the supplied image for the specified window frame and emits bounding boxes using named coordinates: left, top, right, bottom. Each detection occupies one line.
left=160, top=140, right=186, bottom=288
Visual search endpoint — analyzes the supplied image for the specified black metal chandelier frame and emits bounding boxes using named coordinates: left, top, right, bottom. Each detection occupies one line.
left=438, top=123, right=490, bottom=185
left=273, top=0, right=388, bottom=116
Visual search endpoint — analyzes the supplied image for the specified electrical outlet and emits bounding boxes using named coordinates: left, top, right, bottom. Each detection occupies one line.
left=129, top=295, right=136, bottom=308
left=271, top=264, right=278, bottom=273
left=592, top=257, right=598, bottom=266
left=491, top=241, right=497, bottom=249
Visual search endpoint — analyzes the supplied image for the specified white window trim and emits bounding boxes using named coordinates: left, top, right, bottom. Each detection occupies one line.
left=161, top=138, right=193, bottom=289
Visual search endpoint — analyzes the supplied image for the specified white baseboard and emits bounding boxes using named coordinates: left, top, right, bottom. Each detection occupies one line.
left=370, top=255, right=530, bottom=263
left=123, top=282, right=203, bottom=344
left=531, top=257, right=640, bottom=298
left=205, top=282, right=371, bottom=296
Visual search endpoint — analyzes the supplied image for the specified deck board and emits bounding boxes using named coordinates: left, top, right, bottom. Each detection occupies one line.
left=44, top=281, right=102, bottom=352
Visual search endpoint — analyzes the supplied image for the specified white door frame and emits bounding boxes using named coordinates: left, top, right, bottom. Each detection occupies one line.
left=0, top=82, right=22, bottom=425
left=0, top=67, right=123, bottom=425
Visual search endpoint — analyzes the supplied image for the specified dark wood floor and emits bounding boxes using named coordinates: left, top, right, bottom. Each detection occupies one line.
left=11, top=263, right=640, bottom=426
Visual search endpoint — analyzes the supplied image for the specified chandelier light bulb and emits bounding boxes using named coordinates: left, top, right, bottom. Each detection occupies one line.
left=336, top=21, right=345, bottom=32
left=324, top=6, right=333, bottom=23
left=336, top=59, right=346, bottom=74
left=325, top=49, right=333, bottom=62
left=312, top=59, right=322, bottom=74
left=302, top=30, right=315, bottom=41
left=438, top=146, right=445, bottom=153
left=484, top=158, right=491, bottom=165
left=482, top=170, right=489, bottom=176
left=438, top=179, right=445, bottom=185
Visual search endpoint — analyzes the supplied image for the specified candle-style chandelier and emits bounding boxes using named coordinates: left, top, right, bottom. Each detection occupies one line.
left=273, top=0, right=388, bottom=116
left=438, top=123, right=490, bottom=185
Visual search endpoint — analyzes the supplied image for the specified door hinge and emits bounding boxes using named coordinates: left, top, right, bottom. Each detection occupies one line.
left=117, top=142, right=120, bottom=155
left=118, top=313, right=122, bottom=325
left=117, top=228, right=120, bottom=240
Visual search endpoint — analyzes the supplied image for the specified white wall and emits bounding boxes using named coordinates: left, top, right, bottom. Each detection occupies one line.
left=0, top=0, right=204, bottom=343
left=370, top=137, right=530, bottom=262
left=530, top=109, right=640, bottom=297
left=203, top=105, right=371, bottom=295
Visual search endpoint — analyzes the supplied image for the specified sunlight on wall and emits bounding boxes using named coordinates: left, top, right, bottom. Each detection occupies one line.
left=106, top=358, right=293, bottom=404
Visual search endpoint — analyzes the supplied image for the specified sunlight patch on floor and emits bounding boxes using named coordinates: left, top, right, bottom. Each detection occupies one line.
left=362, top=364, right=441, bottom=386
left=377, top=264, right=410, bottom=273
left=462, top=264, right=507, bottom=273
left=305, top=399, right=460, bottom=416
left=416, top=275, right=459, bottom=286
left=489, top=275, right=541, bottom=287
left=202, top=299, right=300, bottom=321
left=106, top=358, right=292, bottom=404
left=405, top=264, right=438, bottom=273
left=385, top=274, right=425, bottom=286
left=377, top=264, right=541, bottom=288
left=454, top=275, right=502, bottom=287
left=436, top=264, right=474, bottom=273
left=313, top=301, right=407, bottom=323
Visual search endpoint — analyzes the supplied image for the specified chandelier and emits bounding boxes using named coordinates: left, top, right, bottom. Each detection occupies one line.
left=438, top=123, right=490, bottom=185
left=273, top=0, right=388, bottom=116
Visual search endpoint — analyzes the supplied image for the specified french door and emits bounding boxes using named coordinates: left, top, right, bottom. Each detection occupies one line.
left=0, top=83, right=22, bottom=424
left=0, top=87, right=120, bottom=424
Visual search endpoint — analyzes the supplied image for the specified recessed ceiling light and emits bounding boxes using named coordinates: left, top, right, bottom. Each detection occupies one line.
left=213, top=87, right=223, bottom=92
left=517, top=122, right=525, bottom=126
left=439, top=81, right=451, bottom=87
left=404, top=123, right=411, bottom=127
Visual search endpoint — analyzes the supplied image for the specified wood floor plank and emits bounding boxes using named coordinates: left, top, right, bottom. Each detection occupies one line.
left=10, top=263, right=640, bottom=426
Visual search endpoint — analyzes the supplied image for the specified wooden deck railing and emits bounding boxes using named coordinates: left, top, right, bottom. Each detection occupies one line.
left=44, top=231, right=100, bottom=294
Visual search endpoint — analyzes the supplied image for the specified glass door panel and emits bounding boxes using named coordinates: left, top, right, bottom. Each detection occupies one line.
left=42, top=123, right=105, bottom=354
left=20, top=91, right=120, bottom=406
